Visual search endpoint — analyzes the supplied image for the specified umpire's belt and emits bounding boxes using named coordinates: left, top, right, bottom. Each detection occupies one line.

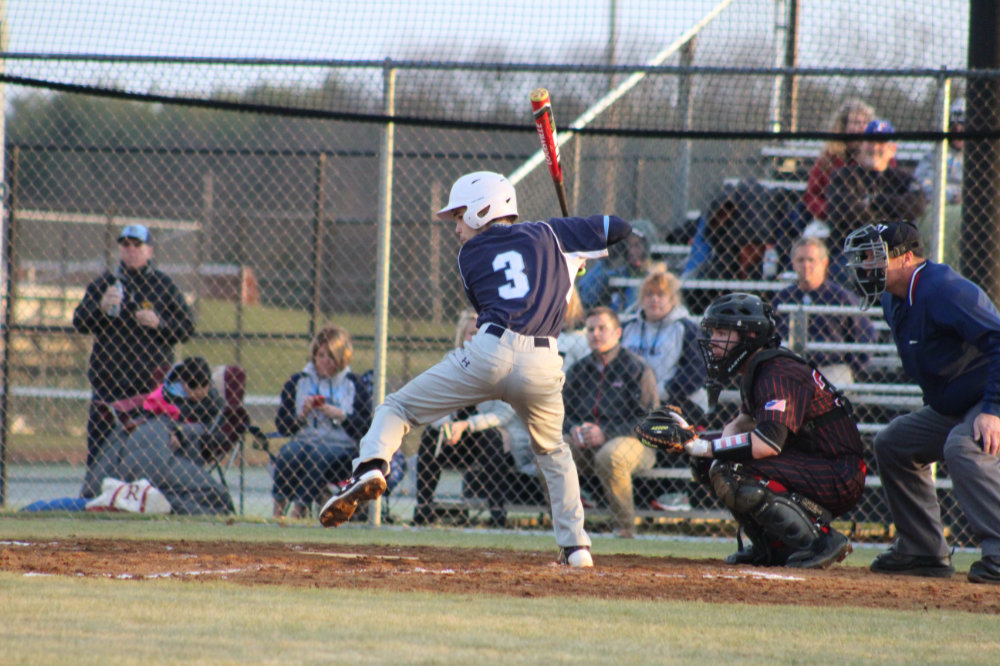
left=484, top=323, right=550, bottom=348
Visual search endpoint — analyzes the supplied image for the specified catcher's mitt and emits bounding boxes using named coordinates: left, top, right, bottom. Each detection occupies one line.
left=634, top=405, right=697, bottom=454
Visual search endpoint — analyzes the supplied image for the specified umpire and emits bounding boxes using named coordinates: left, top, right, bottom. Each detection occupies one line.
left=844, top=221, right=1000, bottom=584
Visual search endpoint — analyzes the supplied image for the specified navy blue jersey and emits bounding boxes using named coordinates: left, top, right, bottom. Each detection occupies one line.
left=458, top=216, right=624, bottom=337
left=883, top=260, right=1000, bottom=416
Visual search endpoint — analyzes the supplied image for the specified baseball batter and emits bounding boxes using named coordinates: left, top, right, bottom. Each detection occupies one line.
left=319, top=171, right=632, bottom=567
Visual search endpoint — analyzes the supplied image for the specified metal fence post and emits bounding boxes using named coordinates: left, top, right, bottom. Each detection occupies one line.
left=196, top=171, right=213, bottom=316
left=930, top=75, right=952, bottom=264
left=370, top=60, right=396, bottom=526
left=310, top=153, right=327, bottom=336
left=675, top=37, right=696, bottom=229
left=0, top=146, right=17, bottom=507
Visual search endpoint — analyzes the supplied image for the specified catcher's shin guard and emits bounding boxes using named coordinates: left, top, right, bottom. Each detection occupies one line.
left=751, top=494, right=823, bottom=553
left=709, top=462, right=824, bottom=565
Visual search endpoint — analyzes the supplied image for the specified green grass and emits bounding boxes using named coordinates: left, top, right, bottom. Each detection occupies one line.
left=5, top=575, right=997, bottom=665
left=0, top=516, right=995, bottom=665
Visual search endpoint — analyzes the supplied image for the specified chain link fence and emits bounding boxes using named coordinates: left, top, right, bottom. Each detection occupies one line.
left=1, top=0, right=995, bottom=545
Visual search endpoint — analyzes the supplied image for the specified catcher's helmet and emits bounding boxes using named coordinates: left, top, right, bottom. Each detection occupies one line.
left=436, top=171, right=518, bottom=229
left=843, top=221, right=923, bottom=310
left=698, top=292, right=779, bottom=384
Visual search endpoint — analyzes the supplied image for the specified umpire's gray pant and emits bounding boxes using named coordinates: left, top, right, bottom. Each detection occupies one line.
left=875, top=401, right=1000, bottom=559
left=355, top=325, right=590, bottom=549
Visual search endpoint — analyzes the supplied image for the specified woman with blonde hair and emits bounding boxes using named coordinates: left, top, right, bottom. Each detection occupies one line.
left=621, top=271, right=706, bottom=416
left=803, top=99, right=875, bottom=221
left=272, top=324, right=372, bottom=518
left=620, top=271, right=707, bottom=513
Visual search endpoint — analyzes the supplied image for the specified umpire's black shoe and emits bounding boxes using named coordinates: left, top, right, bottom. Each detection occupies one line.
left=318, top=469, right=386, bottom=528
left=786, top=529, right=852, bottom=570
left=870, top=548, right=954, bottom=578
left=968, top=555, right=1000, bottom=584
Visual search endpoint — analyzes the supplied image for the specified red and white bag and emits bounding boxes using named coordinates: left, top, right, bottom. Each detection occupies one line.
left=85, top=477, right=172, bottom=514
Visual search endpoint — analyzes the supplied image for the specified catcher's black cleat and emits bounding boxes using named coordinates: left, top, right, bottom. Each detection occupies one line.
left=870, top=548, right=954, bottom=578
left=318, top=469, right=386, bottom=527
left=785, top=529, right=852, bottom=569
left=725, top=545, right=770, bottom=566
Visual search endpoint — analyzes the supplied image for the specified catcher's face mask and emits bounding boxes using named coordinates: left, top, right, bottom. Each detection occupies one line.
left=698, top=325, right=756, bottom=385
left=844, top=225, right=890, bottom=311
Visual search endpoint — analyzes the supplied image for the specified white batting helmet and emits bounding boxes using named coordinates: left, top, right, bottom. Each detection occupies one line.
left=436, top=171, right=518, bottom=229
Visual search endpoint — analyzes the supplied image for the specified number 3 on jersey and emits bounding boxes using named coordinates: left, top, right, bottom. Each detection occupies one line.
left=493, top=250, right=530, bottom=299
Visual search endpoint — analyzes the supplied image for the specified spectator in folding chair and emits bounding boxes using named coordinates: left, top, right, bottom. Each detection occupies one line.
left=73, top=224, right=194, bottom=498
left=83, top=356, right=237, bottom=515
left=271, top=324, right=373, bottom=519
left=412, top=310, right=518, bottom=528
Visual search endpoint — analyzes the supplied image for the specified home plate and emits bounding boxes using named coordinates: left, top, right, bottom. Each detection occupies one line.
left=300, top=551, right=420, bottom=561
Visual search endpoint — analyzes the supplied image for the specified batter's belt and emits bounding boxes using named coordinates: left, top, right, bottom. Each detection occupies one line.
left=484, top=323, right=551, bottom=348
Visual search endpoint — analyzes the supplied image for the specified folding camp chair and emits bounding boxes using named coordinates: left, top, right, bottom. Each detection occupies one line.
left=205, top=365, right=268, bottom=514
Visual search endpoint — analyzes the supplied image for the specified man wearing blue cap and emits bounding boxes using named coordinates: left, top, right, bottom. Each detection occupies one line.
left=824, top=119, right=926, bottom=282
left=73, top=224, right=195, bottom=497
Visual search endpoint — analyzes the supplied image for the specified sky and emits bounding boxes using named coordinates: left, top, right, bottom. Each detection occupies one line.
left=2, top=0, right=970, bottom=101
left=9, top=1, right=724, bottom=61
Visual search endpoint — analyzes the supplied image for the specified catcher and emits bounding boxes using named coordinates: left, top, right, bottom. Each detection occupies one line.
left=635, top=293, right=865, bottom=568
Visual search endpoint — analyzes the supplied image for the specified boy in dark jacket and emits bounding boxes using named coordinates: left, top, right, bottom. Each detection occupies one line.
left=564, top=306, right=659, bottom=537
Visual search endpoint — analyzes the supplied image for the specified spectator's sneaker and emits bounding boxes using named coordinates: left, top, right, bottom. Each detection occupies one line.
left=318, top=470, right=386, bottom=527
left=649, top=493, right=692, bottom=512
left=786, top=529, right=852, bottom=569
left=968, top=555, right=1000, bottom=584
left=557, top=546, right=594, bottom=568
left=869, top=548, right=954, bottom=578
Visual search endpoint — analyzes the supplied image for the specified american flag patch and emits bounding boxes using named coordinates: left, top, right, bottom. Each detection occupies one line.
left=764, top=399, right=787, bottom=412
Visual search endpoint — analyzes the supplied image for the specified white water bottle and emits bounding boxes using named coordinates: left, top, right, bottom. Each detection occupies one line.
left=108, top=278, right=124, bottom=317
left=762, top=244, right=779, bottom=279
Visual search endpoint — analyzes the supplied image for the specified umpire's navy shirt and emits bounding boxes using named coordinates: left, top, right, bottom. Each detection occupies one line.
left=459, top=215, right=630, bottom=338
left=882, top=260, right=1000, bottom=417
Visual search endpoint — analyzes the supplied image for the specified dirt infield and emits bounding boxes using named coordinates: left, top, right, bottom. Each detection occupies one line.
left=2, top=538, right=997, bottom=614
